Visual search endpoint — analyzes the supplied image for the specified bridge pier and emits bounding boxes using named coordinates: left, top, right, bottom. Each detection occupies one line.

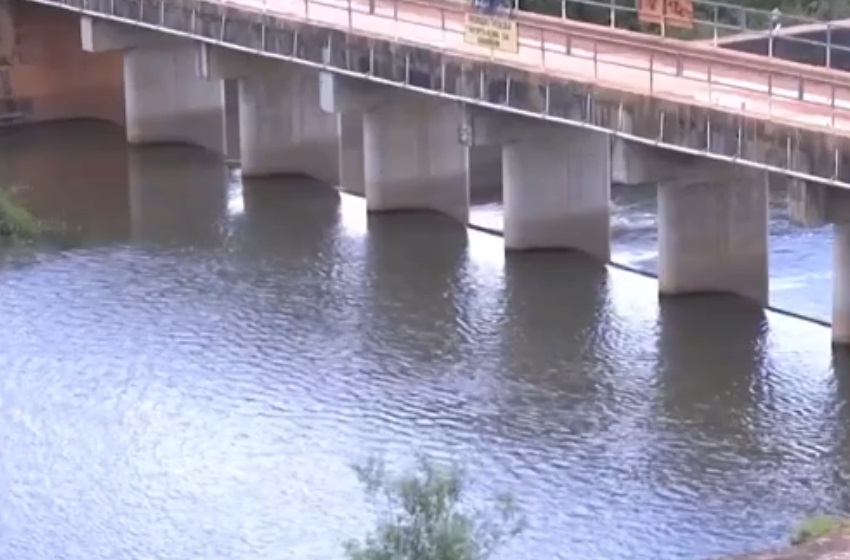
left=658, top=165, right=769, bottom=305
left=238, top=69, right=337, bottom=183
left=124, top=45, right=225, bottom=153
left=362, top=96, right=470, bottom=222
left=834, top=224, right=850, bottom=346
left=198, top=44, right=337, bottom=183
left=81, top=17, right=225, bottom=153
left=501, top=125, right=611, bottom=260
left=321, top=72, right=499, bottom=223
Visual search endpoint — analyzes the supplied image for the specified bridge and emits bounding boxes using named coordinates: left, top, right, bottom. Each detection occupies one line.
left=5, top=0, right=850, bottom=344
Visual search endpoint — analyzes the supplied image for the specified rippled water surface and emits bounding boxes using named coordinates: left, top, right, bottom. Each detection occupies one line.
left=1, top=122, right=849, bottom=560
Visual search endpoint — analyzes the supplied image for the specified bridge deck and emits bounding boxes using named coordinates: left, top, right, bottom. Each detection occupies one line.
left=224, top=0, right=850, bottom=137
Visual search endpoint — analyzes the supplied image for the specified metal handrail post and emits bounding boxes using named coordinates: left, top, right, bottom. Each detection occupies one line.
left=827, top=22, right=833, bottom=69
left=831, top=83, right=836, bottom=130
left=593, top=39, right=598, bottom=78
left=649, top=51, right=654, bottom=94
left=712, top=5, right=718, bottom=45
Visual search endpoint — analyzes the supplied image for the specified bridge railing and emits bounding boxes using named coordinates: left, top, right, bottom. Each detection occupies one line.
left=249, top=0, right=850, bottom=131
left=454, top=0, right=850, bottom=70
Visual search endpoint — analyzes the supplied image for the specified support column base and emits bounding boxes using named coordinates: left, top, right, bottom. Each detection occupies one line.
left=364, top=96, right=469, bottom=224
left=124, top=45, right=225, bottom=154
left=502, top=125, right=611, bottom=261
left=658, top=166, right=769, bottom=305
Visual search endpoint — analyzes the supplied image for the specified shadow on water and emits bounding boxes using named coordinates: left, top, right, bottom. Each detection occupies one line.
left=128, top=144, right=230, bottom=247
left=499, top=252, right=612, bottom=390
left=826, top=352, right=850, bottom=512
left=0, top=121, right=130, bottom=241
left=468, top=251, right=629, bottom=463
left=655, top=296, right=769, bottom=452
left=221, top=176, right=358, bottom=358
left=361, top=212, right=470, bottom=366
left=236, top=175, right=341, bottom=259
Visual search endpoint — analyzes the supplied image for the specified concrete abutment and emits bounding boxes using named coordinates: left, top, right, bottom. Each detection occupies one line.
left=0, top=2, right=124, bottom=126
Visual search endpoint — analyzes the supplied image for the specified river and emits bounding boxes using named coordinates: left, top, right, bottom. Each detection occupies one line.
left=0, top=121, right=848, bottom=560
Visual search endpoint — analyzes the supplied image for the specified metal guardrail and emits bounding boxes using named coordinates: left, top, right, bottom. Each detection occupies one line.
left=507, top=0, right=850, bottom=70
left=24, top=0, right=850, bottom=186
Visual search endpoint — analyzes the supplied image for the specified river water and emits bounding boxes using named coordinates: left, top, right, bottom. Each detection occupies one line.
left=1, top=121, right=848, bottom=560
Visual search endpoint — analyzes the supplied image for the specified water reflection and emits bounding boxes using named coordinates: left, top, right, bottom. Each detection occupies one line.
left=128, top=144, right=229, bottom=246
left=656, top=297, right=768, bottom=447
left=362, top=214, right=469, bottom=366
left=3, top=122, right=850, bottom=560
left=0, top=122, right=130, bottom=239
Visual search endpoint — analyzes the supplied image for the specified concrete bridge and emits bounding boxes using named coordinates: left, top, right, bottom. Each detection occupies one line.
left=5, top=0, right=850, bottom=343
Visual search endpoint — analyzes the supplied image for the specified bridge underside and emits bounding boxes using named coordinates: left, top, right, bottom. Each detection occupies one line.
left=5, top=0, right=850, bottom=344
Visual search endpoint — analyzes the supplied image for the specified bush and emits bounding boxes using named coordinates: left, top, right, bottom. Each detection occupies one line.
left=0, top=188, right=42, bottom=240
left=344, top=456, right=526, bottom=560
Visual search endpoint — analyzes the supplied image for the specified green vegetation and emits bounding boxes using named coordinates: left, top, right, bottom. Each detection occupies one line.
left=517, top=0, right=850, bottom=39
left=344, top=456, right=526, bottom=560
left=0, top=188, right=42, bottom=241
left=791, top=515, right=850, bottom=545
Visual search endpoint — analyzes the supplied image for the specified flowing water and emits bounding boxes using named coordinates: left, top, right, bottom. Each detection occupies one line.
left=1, top=121, right=848, bottom=560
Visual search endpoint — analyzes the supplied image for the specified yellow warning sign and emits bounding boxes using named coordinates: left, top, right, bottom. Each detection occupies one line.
left=464, top=13, right=518, bottom=53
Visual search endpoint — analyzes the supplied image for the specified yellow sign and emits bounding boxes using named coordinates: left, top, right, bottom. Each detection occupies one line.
left=464, top=14, right=518, bottom=54
left=638, top=0, right=694, bottom=29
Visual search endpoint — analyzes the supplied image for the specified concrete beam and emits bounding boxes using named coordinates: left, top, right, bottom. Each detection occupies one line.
left=81, top=15, right=180, bottom=52
left=319, top=72, right=395, bottom=115
left=196, top=43, right=280, bottom=80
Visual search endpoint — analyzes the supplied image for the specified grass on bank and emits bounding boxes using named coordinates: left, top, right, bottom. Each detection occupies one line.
left=0, top=187, right=42, bottom=240
left=791, top=515, right=850, bottom=545
left=345, top=456, right=526, bottom=560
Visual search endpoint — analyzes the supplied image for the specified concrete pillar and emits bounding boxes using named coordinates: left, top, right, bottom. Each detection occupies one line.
left=502, top=125, right=611, bottom=260
left=239, top=69, right=338, bottom=184
left=834, top=224, right=850, bottom=345
left=124, top=43, right=225, bottom=153
left=337, top=112, right=364, bottom=195
left=658, top=166, right=769, bottom=304
left=363, top=97, right=469, bottom=223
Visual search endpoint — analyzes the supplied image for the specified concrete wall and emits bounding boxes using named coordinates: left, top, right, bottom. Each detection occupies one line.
left=0, top=0, right=124, bottom=125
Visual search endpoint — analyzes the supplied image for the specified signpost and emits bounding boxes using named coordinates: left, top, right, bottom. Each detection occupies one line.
left=463, top=13, right=519, bottom=53
left=637, top=0, right=695, bottom=30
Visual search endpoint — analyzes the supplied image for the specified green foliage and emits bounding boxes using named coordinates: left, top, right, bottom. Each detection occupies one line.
left=0, top=188, right=42, bottom=241
left=791, top=515, right=850, bottom=545
left=344, top=456, right=526, bottom=560
left=515, top=0, right=850, bottom=37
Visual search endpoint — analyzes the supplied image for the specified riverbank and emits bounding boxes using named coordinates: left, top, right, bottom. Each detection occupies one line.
left=725, top=535, right=850, bottom=560
left=0, top=187, right=40, bottom=239
left=722, top=518, right=850, bottom=560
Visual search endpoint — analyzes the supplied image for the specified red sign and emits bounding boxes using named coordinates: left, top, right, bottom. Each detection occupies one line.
left=638, top=0, right=695, bottom=30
